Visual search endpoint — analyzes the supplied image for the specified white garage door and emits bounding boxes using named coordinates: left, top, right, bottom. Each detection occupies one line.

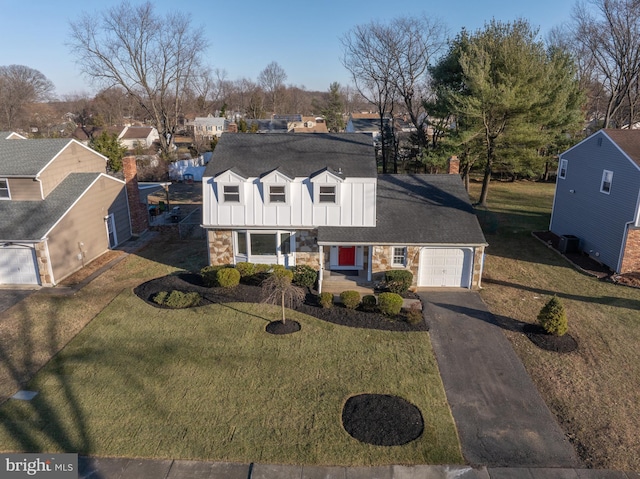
left=0, top=246, right=40, bottom=285
left=419, top=248, right=472, bottom=288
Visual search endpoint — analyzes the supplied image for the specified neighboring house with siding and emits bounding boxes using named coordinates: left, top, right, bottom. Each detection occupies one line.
left=550, top=129, right=640, bottom=273
left=202, top=133, right=487, bottom=292
left=0, top=131, right=132, bottom=286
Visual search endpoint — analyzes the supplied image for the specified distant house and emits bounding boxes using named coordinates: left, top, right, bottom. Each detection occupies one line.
left=202, top=133, right=487, bottom=291
left=345, top=113, right=392, bottom=143
left=549, top=129, right=640, bottom=273
left=0, top=131, right=134, bottom=286
left=119, top=126, right=159, bottom=150
left=291, top=116, right=329, bottom=133
left=186, top=115, right=228, bottom=141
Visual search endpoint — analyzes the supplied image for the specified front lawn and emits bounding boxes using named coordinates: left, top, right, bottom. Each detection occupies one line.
left=471, top=180, right=640, bottom=470
left=0, top=286, right=462, bottom=466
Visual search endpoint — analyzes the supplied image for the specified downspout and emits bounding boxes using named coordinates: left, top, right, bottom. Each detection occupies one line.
left=318, top=244, right=324, bottom=294
left=43, top=238, right=55, bottom=286
left=367, top=246, right=372, bottom=282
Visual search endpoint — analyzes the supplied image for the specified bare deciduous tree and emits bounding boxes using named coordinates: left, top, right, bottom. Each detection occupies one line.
left=68, top=1, right=207, bottom=158
left=571, top=0, right=640, bottom=128
left=0, top=64, right=54, bottom=130
left=261, top=272, right=305, bottom=324
left=258, top=61, right=287, bottom=115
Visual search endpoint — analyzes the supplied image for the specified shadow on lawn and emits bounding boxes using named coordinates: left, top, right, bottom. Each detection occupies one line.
left=429, top=301, right=528, bottom=333
left=483, top=277, right=640, bottom=311
left=0, top=300, right=105, bottom=478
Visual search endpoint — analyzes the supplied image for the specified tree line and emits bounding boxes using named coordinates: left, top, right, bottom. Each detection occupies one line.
left=3, top=0, right=640, bottom=204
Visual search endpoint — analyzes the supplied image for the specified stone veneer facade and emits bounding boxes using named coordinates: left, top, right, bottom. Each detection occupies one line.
left=208, top=230, right=234, bottom=265
left=621, top=227, right=640, bottom=273
left=294, top=229, right=321, bottom=269
left=35, top=241, right=52, bottom=286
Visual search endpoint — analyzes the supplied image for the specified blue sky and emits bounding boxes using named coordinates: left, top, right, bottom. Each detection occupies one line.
left=0, top=0, right=578, bottom=98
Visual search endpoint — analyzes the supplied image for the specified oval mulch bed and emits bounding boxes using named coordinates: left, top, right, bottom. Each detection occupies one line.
left=265, top=320, right=301, bottom=335
left=523, top=324, right=578, bottom=353
left=342, top=394, right=424, bottom=446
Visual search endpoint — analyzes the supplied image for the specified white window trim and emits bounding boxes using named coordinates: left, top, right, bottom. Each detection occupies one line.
left=233, top=230, right=295, bottom=263
left=559, top=159, right=568, bottom=179
left=391, top=246, right=407, bottom=267
left=267, top=184, right=288, bottom=205
left=222, top=184, right=242, bottom=204
left=0, top=178, right=10, bottom=200
left=315, top=184, right=339, bottom=204
left=600, top=170, right=613, bottom=195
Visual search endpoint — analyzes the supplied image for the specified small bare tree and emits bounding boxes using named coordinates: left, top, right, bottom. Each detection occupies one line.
left=258, top=61, right=287, bottom=115
left=261, top=271, right=305, bottom=324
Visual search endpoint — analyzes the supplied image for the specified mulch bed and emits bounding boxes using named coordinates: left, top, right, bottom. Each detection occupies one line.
left=133, top=272, right=428, bottom=332
left=523, top=324, right=578, bottom=353
left=265, top=320, right=301, bottom=335
left=342, top=394, right=424, bottom=446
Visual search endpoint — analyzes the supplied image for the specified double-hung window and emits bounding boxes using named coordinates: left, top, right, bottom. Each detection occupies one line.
left=269, top=185, right=286, bottom=203
left=0, top=179, right=10, bottom=199
left=600, top=170, right=613, bottom=194
left=559, top=159, right=568, bottom=179
left=319, top=185, right=336, bottom=203
left=392, top=247, right=407, bottom=267
left=223, top=185, right=240, bottom=203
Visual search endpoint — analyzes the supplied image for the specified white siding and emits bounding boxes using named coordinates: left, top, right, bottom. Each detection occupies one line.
left=203, top=176, right=376, bottom=228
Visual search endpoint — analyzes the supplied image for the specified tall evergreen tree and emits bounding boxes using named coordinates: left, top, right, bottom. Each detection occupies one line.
left=89, top=131, right=127, bottom=173
left=321, top=82, right=346, bottom=132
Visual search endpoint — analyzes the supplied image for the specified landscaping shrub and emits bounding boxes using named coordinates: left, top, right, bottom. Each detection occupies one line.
left=201, top=265, right=225, bottom=287
left=235, top=262, right=255, bottom=278
left=319, top=292, right=333, bottom=308
left=217, top=267, right=241, bottom=288
left=340, top=290, right=361, bottom=309
left=361, top=294, right=377, bottom=311
left=405, top=302, right=423, bottom=325
left=254, top=264, right=272, bottom=274
left=537, top=296, right=568, bottom=336
left=385, top=270, right=414, bottom=294
left=378, top=292, right=404, bottom=316
left=154, top=290, right=201, bottom=308
left=292, top=264, right=318, bottom=288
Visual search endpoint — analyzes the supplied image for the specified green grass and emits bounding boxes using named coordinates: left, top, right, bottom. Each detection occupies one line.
left=470, top=180, right=640, bottom=470
left=0, top=289, right=462, bottom=466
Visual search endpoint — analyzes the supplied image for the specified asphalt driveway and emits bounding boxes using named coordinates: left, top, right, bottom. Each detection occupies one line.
left=0, top=289, right=34, bottom=314
left=421, top=290, right=581, bottom=468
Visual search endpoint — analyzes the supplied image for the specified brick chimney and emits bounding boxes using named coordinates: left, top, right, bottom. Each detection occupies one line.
left=448, top=156, right=460, bottom=175
left=122, top=156, right=149, bottom=235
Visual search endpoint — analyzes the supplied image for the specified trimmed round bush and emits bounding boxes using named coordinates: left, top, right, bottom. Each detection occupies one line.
left=378, top=292, right=404, bottom=316
left=319, top=292, right=333, bottom=308
left=235, top=262, right=255, bottom=278
left=361, top=294, right=377, bottom=311
left=154, top=290, right=201, bottom=308
left=537, top=296, right=568, bottom=336
left=271, top=265, right=294, bottom=281
left=292, top=264, right=318, bottom=288
left=217, top=267, right=241, bottom=288
left=340, top=290, right=361, bottom=309
left=385, top=270, right=414, bottom=294
left=201, top=265, right=225, bottom=287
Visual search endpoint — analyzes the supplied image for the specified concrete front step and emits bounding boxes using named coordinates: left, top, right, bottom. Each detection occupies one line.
left=320, top=280, right=374, bottom=295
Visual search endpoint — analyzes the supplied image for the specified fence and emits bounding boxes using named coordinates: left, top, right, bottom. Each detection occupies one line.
left=178, top=207, right=205, bottom=239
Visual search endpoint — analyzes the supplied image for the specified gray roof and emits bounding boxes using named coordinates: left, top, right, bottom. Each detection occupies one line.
left=318, top=174, right=487, bottom=245
left=204, top=133, right=377, bottom=179
left=0, top=173, right=101, bottom=241
left=0, top=137, right=74, bottom=176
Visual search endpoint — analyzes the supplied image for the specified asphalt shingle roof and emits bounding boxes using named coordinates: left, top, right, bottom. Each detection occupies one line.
left=602, top=129, right=640, bottom=167
left=204, top=133, right=378, bottom=179
left=0, top=173, right=100, bottom=241
left=317, top=174, right=487, bottom=245
left=0, top=137, right=73, bottom=176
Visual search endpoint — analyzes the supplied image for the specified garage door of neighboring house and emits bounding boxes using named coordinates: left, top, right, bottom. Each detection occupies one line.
left=0, top=246, right=40, bottom=285
left=419, top=247, right=472, bottom=288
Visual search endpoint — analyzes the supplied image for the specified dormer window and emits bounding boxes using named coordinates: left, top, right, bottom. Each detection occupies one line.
left=319, top=186, right=336, bottom=203
left=0, top=179, right=9, bottom=199
left=223, top=185, right=240, bottom=202
left=269, top=185, right=287, bottom=203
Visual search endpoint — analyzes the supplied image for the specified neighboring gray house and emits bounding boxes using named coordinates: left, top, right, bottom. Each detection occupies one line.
left=345, top=113, right=392, bottom=143
left=186, top=115, right=228, bottom=141
left=0, top=132, right=132, bottom=286
left=550, top=129, right=640, bottom=273
left=202, top=133, right=487, bottom=291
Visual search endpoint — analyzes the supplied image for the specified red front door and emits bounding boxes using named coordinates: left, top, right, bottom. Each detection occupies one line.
left=338, top=246, right=356, bottom=266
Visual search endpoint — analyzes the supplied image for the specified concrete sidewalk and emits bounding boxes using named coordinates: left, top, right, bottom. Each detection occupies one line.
left=78, top=457, right=640, bottom=478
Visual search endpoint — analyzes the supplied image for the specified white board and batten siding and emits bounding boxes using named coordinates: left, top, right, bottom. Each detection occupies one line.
left=203, top=174, right=376, bottom=228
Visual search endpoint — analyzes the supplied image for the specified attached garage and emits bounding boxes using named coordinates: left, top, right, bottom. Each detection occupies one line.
left=0, top=245, right=39, bottom=285
left=418, top=247, right=473, bottom=288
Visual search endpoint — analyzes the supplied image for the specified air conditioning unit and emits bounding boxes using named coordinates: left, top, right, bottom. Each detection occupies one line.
left=559, top=235, right=580, bottom=254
